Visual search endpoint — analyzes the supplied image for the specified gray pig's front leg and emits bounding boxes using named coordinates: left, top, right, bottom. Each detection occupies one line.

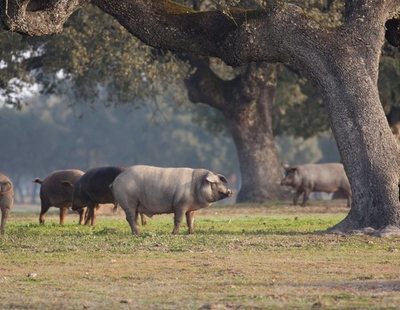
left=301, top=190, right=310, bottom=207
left=293, top=191, right=302, bottom=205
left=186, top=211, right=195, bottom=234
left=172, top=208, right=186, bottom=235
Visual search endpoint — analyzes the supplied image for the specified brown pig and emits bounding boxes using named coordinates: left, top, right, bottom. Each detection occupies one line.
left=0, top=172, right=14, bottom=235
left=280, top=163, right=352, bottom=207
left=33, top=169, right=85, bottom=225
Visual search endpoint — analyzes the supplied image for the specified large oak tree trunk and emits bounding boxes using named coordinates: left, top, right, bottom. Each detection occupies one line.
left=316, top=57, right=400, bottom=233
left=186, top=61, right=287, bottom=202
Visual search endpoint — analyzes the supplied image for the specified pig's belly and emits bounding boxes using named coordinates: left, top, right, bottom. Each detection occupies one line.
left=137, top=202, right=174, bottom=216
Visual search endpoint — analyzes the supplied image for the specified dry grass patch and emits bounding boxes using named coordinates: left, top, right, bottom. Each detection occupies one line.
left=1, top=202, right=400, bottom=309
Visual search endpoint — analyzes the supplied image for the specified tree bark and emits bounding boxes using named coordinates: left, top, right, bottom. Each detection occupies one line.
left=301, top=15, right=400, bottom=233
left=225, top=66, right=286, bottom=202
left=186, top=60, right=287, bottom=202
left=313, top=51, right=400, bottom=233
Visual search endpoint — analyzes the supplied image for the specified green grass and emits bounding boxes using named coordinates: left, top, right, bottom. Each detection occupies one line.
left=1, top=203, right=400, bottom=309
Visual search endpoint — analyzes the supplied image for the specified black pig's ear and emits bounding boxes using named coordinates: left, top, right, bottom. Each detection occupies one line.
left=217, top=174, right=228, bottom=184
left=61, top=180, right=74, bottom=188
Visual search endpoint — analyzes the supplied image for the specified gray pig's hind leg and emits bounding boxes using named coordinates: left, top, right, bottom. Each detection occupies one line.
left=0, top=208, right=9, bottom=235
left=121, top=199, right=139, bottom=235
left=172, top=208, right=185, bottom=235
left=186, top=211, right=195, bottom=234
left=126, top=208, right=139, bottom=235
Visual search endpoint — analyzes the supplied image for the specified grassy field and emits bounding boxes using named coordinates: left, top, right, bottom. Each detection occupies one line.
left=1, top=201, right=400, bottom=309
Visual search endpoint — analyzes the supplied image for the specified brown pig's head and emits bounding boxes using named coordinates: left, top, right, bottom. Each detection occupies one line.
left=61, top=180, right=85, bottom=211
left=280, top=166, right=302, bottom=189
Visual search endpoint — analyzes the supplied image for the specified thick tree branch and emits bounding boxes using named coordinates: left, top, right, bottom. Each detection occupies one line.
left=184, top=57, right=235, bottom=111
left=91, top=0, right=327, bottom=68
left=345, top=0, right=400, bottom=22
left=1, top=0, right=88, bottom=35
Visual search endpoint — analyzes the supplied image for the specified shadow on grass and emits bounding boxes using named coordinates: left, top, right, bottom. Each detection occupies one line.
left=192, top=229, right=317, bottom=236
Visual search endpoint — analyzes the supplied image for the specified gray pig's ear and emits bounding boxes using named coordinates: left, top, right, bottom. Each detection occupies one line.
left=61, top=180, right=74, bottom=188
left=217, top=174, right=228, bottom=184
left=205, top=173, right=220, bottom=184
left=283, top=164, right=291, bottom=170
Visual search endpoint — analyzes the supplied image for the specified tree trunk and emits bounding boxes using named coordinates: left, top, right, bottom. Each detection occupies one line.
left=226, top=100, right=285, bottom=202
left=311, top=47, right=400, bottom=234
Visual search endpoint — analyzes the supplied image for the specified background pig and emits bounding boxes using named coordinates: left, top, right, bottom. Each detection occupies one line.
left=33, top=169, right=85, bottom=225
left=62, top=166, right=139, bottom=226
left=280, top=163, right=351, bottom=207
left=0, top=172, right=14, bottom=235
left=111, top=165, right=232, bottom=235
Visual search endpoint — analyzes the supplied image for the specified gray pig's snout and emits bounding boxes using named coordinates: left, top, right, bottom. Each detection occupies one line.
left=227, top=189, right=233, bottom=197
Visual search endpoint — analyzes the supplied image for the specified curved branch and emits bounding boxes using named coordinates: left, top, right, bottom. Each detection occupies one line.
left=184, top=58, right=233, bottom=111
left=1, top=0, right=89, bottom=35
left=345, top=0, right=400, bottom=22
left=91, top=0, right=328, bottom=68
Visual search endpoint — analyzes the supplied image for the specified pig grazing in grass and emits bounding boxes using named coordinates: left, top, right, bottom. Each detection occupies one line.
left=111, top=165, right=232, bottom=235
left=33, top=169, right=85, bottom=225
left=280, top=163, right=352, bottom=207
left=0, top=172, right=13, bottom=235
left=63, top=166, right=130, bottom=226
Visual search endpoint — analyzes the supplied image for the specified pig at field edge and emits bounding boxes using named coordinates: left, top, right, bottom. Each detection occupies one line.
left=280, top=163, right=352, bottom=207
left=0, top=172, right=13, bottom=235
left=111, top=165, right=232, bottom=235
left=33, top=169, right=85, bottom=225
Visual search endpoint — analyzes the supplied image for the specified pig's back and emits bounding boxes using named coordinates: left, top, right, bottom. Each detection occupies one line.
left=299, top=163, right=347, bottom=191
left=41, top=169, right=83, bottom=205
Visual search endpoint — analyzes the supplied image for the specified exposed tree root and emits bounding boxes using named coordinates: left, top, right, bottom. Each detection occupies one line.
left=315, top=215, right=400, bottom=237
left=326, top=224, right=400, bottom=237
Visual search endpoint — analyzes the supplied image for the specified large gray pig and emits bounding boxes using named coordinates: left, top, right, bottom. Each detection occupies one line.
left=0, top=172, right=14, bottom=235
left=62, top=166, right=134, bottom=226
left=280, top=163, right=352, bottom=207
left=33, top=169, right=85, bottom=225
left=111, top=165, right=233, bottom=235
